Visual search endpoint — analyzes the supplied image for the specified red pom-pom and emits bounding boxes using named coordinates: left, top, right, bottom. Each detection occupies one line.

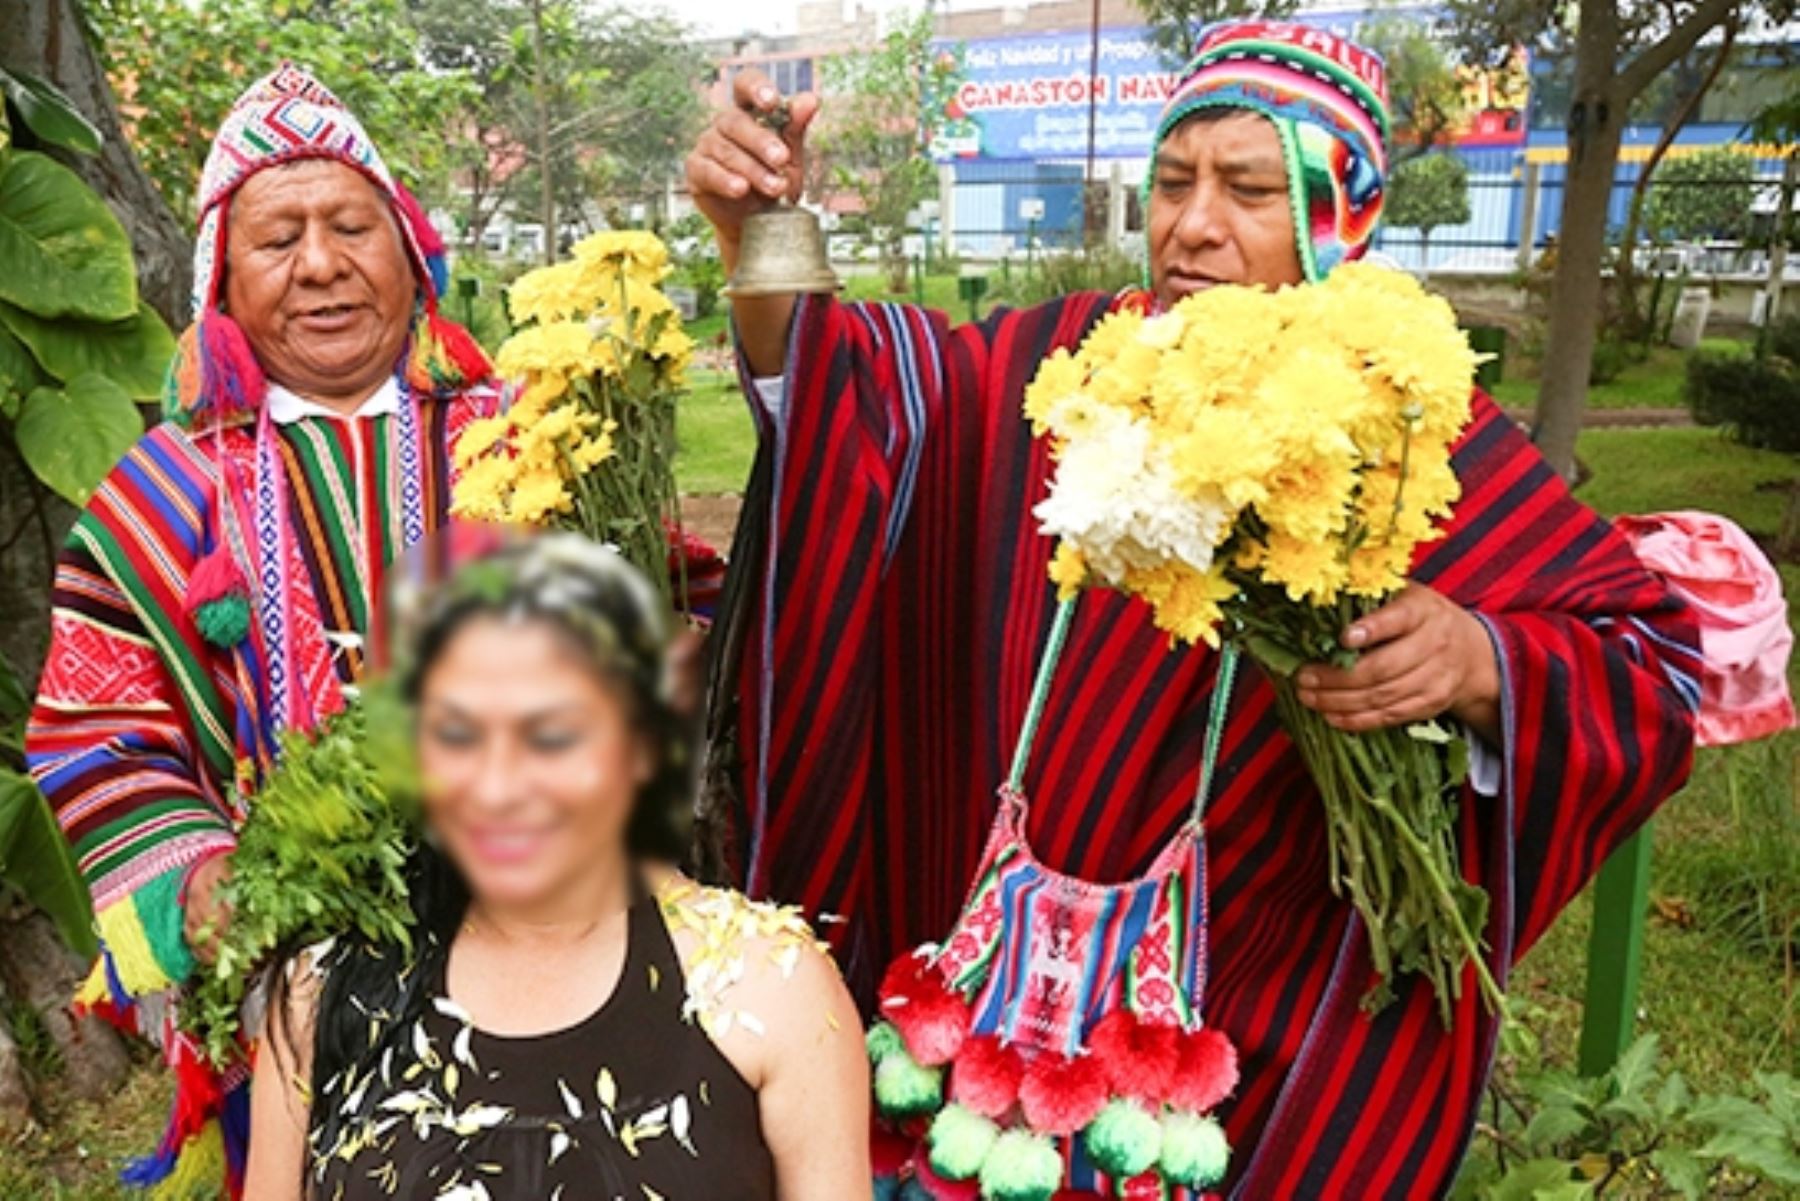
left=1018, top=1052, right=1110, bottom=1136
left=1088, top=1010, right=1180, bottom=1103
left=950, top=1035, right=1024, bottom=1119
left=909, top=1148, right=982, bottom=1200
left=186, top=546, right=248, bottom=613
left=879, top=953, right=971, bottom=1067
left=1167, top=1026, right=1239, bottom=1113
left=1119, top=1173, right=1168, bottom=1201
left=872, top=1122, right=916, bottom=1176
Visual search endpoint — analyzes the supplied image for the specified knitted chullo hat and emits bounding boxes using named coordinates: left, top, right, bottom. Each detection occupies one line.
left=169, top=62, right=490, bottom=429
left=1146, top=21, right=1392, bottom=283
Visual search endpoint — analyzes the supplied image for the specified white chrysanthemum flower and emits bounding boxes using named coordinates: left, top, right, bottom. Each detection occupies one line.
left=1034, top=409, right=1230, bottom=584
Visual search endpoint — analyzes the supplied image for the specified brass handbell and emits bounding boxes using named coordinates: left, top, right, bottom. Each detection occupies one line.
left=724, top=97, right=840, bottom=298
left=727, top=204, right=841, bottom=297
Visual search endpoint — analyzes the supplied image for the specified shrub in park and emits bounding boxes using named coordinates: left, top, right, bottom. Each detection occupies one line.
left=1684, top=320, right=1800, bottom=453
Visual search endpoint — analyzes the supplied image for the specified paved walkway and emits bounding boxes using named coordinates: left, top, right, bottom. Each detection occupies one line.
left=1501, top=407, right=1693, bottom=429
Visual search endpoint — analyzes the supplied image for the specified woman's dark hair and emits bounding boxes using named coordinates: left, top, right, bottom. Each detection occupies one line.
left=267, top=535, right=694, bottom=1182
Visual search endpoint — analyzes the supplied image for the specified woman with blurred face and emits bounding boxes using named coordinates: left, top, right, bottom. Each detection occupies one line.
left=245, top=536, right=870, bottom=1200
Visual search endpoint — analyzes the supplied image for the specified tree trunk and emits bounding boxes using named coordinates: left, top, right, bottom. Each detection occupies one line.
left=0, top=1017, right=32, bottom=1134
left=1616, top=25, right=1737, bottom=343
left=1779, top=480, right=1800, bottom=561
left=1765, top=154, right=1797, bottom=328
left=0, top=908, right=130, bottom=1102
left=0, top=0, right=192, bottom=330
left=0, top=440, right=71, bottom=691
left=1531, top=0, right=1626, bottom=480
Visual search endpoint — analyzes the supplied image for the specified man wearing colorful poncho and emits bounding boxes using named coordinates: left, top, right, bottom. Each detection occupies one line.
left=24, top=66, right=507, bottom=1195
left=687, top=20, right=1702, bottom=1198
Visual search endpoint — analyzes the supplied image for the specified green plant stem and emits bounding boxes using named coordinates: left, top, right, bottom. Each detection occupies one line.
left=1266, top=670, right=1502, bottom=1023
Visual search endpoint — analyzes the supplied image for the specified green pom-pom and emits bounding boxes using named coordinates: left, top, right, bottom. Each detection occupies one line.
left=874, top=1044, right=943, bottom=1119
left=867, top=1020, right=907, bottom=1064
left=1084, top=1098, right=1163, bottom=1178
left=927, top=1103, right=999, bottom=1180
left=1159, top=1110, right=1230, bottom=1188
left=977, top=1129, right=1063, bottom=1201
left=194, top=595, right=251, bottom=647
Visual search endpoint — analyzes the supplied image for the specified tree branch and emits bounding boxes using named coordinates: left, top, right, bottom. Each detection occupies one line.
left=1616, top=0, right=1739, bottom=102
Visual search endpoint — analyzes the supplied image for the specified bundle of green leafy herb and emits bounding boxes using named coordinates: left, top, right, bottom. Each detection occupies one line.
left=183, top=690, right=420, bottom=1066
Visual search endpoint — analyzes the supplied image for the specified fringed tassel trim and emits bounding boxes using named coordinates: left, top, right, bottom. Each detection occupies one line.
left=123, top=1037, right=248, bottom=1197
left=408, top=309, right=493, bottom=398
left=74, top=871, right=197, bottom=1018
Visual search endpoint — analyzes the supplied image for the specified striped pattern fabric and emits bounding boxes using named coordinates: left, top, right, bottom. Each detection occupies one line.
left=716, top=292, right=1701, bottom=1196
left=29, top=389, right=501, bottom=999
left=1151, top=21, right=1391, bottom=281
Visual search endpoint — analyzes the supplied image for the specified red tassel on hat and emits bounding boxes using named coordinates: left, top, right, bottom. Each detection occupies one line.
left=197, top=311, right=267, bottom=422
left=950, top=1034, right=1024, bottom=1120
left=1166, top=1026, right=1239, bottom=1114
left=1088, top=1010, right=1180, bottom=1104
left=430, top=309, right=494, bottom=382
left=1017, top=1052, right=1109, bottom=1136
left=879, top=953, right=972, bottom=1068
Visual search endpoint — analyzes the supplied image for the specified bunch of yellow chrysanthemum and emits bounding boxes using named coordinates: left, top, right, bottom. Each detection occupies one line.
left=1028, top=263, right=1476, bottom=646
left=453, top=231, right=695, bottom=602
left=1026, top=263, right=1498, bottom=1023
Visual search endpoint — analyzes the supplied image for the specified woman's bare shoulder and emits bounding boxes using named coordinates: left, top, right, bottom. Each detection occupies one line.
left=651, top=871, right=848, bottom=1042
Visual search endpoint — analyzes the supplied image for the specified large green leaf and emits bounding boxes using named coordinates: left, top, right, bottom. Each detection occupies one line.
left=15, top=373, right=145, bottom=505
left=0, top=321, right=42, bottom=418
left=0, top=150, right=136, bottom=322
left=0, top=769, right=95, bottom=958
left=0, top=68, right=103, bottom=156
left=0, top=300, right=175, bottom=400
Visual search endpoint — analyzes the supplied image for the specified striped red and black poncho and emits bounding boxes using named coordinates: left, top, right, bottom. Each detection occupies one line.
left=703, top=291, right=1702, bottom=1197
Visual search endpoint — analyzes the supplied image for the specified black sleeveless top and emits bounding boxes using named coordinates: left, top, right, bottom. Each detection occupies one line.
left=314, top=880, right=776, bottom=1200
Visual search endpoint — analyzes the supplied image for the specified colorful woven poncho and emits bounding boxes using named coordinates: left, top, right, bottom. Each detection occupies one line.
left=26, top=62, right=497, bottom=1198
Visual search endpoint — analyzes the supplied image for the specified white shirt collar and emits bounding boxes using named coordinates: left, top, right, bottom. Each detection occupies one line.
left=267, top=376, right=401, bottom=425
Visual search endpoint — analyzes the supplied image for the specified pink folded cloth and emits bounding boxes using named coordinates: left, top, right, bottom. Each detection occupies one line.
left=1615, top=510, right=1797, bottom=748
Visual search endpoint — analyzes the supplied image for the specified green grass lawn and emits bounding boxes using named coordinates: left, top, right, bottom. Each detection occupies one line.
left=1488, top=338, right=1747, bottom=412
left=1504, top=429, right=1800, bottom=1098
left=677, top=368, right=755, bottom=495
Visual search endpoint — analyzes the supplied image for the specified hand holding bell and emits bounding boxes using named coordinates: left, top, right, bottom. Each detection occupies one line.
left=724, top=98, right=841, bottom=297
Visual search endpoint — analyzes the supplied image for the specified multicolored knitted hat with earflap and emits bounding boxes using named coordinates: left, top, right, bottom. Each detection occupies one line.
left=1146, top=21, right=1391, bottom=283
left=168, top=61, right=491, bottom=428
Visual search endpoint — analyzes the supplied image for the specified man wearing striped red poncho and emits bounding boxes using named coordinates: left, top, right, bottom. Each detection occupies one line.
left=687, top=21, right=1702, bottom=1197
